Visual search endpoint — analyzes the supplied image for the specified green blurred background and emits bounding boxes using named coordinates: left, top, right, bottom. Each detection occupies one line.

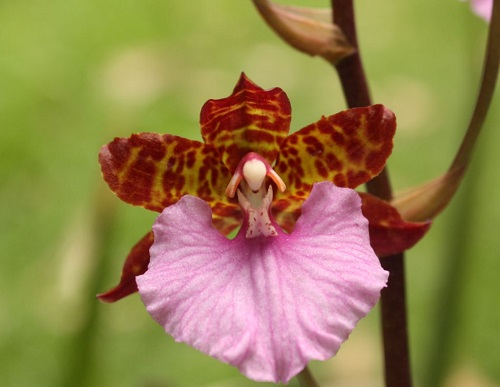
left=1, top=0, right=498, bottom=386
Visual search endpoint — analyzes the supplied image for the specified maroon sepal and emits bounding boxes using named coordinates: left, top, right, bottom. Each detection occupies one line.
left=97, top=231, right=153, bottom=303
left=360, top=193, right=431, bottom=257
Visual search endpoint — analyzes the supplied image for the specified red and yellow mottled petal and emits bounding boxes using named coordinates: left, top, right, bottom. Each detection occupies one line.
left=100, top=133, right=232, bottom=212
left=275, top=105, right=396, bottom=199
left=211, top=201, right=243, bottom=235
left=360, top=193, right=431, bottom=257
left=200, top=73, right=292, bottom=171
left=272, top=195, right=304, bottom=233
left=97, top=231, right=154, bottom=303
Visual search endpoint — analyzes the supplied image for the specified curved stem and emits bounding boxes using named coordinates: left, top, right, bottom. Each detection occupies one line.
left=297, top=366, right=320, bottom=387
left=424, top=2, right=500, bottom=385
left=450, top=0, right=500, bottom=171
left=331, top=1, right=411, bottom=387
left=388, top=1, right=499, bottom=223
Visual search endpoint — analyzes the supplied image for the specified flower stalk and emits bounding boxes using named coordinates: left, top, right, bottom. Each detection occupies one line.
left=330, top=1, right=411, bottom=387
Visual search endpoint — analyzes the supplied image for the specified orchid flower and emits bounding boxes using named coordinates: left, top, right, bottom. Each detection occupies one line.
left=97, top=73, right=430, bottom=303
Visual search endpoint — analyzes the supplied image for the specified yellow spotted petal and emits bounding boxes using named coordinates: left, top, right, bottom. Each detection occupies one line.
left=274, top=105, right=396, bottom=201
left=99, top=132, right=243, bottom=235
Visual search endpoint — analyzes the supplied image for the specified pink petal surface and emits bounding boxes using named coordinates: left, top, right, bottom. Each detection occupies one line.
left=137, top=182, right=388, bottom=383
left=471, top=0, right=492, bottom=21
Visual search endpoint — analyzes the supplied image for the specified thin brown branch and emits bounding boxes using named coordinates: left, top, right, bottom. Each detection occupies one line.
left=450, top=0, right=500, bottom=171
left=331, top=1, right=411, bottom=387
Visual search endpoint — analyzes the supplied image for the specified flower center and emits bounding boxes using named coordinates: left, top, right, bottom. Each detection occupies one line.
left=242, top=159, right=267, bottom=192
left=225, top=152, right=286, bottom=198
left=225, top=152, right=286, bottom=238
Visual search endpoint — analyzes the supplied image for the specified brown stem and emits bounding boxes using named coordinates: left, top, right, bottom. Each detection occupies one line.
left=450, top=0, right=500, bottom=171
left=330, top=0, right=371, bottom=107
left=388, top=0, right=499, bottom=223
left=331, top=0, right=393, bottom=200
left=331, top=1, right=411, bottom=386
left=379, top=254, right=411, bottom=386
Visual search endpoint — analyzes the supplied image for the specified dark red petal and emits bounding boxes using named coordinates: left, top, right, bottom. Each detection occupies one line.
left=360, top=193, right=431, bottom=257
left=97, top=231, right=153, bottom=303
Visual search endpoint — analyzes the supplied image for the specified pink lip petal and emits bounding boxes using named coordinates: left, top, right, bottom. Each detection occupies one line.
left=137, top=182, right=388, bottom=383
